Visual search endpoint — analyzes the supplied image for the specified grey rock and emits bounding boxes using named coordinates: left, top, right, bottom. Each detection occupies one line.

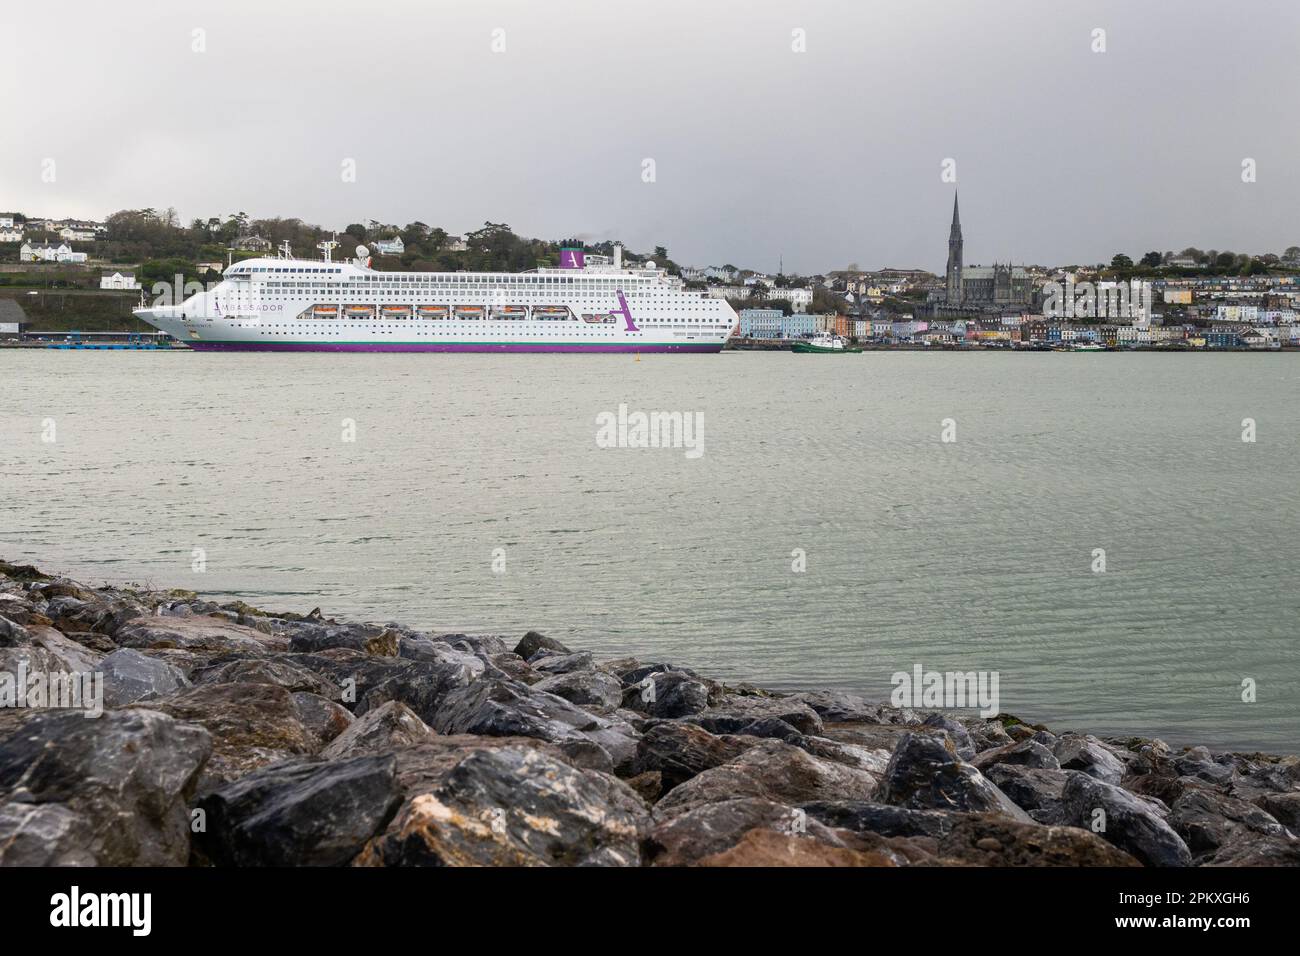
left=533, top=670, right=624, bottom=710
left=292, top=692, right=355, bottom=745
left=115, top=616, right=287, bottom=655
left=432, top=678, right=621, bottom=772
left=0, top=614, right=32, bottom=647
left=1256, top=791, right=1300, bottom=830
left=531, top=651, right=595, bottom=675
left=688, top=694, right=823, bottom=736
left=1061, top=772, right=1193, bottom=867
left=920, top=713, right=976, bottom=760
left=656, top=739, right=879, bottom=817
left=878, top=732, right=1031, bottom=821
left=647, top=797, right=850, bottom=866
left=196, top=754, right=401, bottom=866
left=1054, top=733, right=1126, bottom=785
left=99, top=648, right=191, bottom=707
left=983, top=765, right=1072, bottom=823
left=623, top=670, right=710, bottom=719
left=0, top=709, right=210, bottom=865
left=1170, top=787, right=1293, bottom=862
left=193, top=657, right=342, bottom=700
left=634, top=721, right=754, bottom=790
left=444, top=633, right=512, bottom=658
left=357, top=746, right=647, bottom=866
left=134, top=682, right=318, bottom=789
left=971, top=739, right=1061, bottom=772
left=322, top=701, right=435, bottom=760
left=800, top=801, right=960, bottom=839
left=788, top=689, right=914, bottom=724
left=0, top=801, right=97, bottom=866
left=513, top=631, right=571, bottom=661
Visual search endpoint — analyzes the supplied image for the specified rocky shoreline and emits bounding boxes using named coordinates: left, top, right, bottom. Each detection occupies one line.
left=1, top=559, right=1297, bottom=867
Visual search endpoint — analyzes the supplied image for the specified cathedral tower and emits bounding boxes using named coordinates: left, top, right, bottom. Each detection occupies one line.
left=945, top=192, right=963, bottom=304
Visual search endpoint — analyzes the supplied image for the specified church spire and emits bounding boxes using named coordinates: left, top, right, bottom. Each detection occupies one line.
left=945, top=190, right=963, bottom=305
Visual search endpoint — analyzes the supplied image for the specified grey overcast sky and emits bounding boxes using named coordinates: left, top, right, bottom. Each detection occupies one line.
left=3, top=0, right=1297, bottom=274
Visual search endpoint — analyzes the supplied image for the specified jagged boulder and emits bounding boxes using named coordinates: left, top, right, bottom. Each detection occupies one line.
left=134, top=682, right=318, bottom=789
left=688, top=695, right=823, bottom=736
left=432, top=678, right=632, bottom=771
left=99, top=648, right=191, bottom=707
left=1060, top=772, right=1192, bottom=867
left=196, top=754, right=401, bottom=866
left=634, top=721, right=754, bottom=790
left=656, top=739, right=879, bottom=817
left=357, top=747, right=647, bottom=866
left=878, top=732, right=1031, bottom=820
left=1054, top=733, right=1127, bottom=784
left=533, top=669, right=624, bottom=710
left=115, top=615, right=287, bottom=655
left=513, top=631, right=570, bottom=661
left=322, top=701, right=436, bottom=760
left=0, top=709, right=210, bottom=865
left=622, top=670, right=711, bottom=719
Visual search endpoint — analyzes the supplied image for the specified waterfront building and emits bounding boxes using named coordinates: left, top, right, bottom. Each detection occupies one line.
left=782, top=314, right=817, bottom=338
left=0, top=226, right=23, bottom=242
left=737, top=308, right=783, bottom=338
left=373, top=237, right=405, bottom=256
left=1205, top=328, right=1243, bottom=349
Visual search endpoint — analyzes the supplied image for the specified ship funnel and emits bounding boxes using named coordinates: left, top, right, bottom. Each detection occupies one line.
left=614, top=243, right=623, bottom=270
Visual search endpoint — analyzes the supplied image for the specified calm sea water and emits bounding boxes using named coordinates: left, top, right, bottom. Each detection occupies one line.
left=1, top=350, right=1297, bottom=750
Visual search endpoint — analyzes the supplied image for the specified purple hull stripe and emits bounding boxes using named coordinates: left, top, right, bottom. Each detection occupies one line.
left=185, top=341, right=724, bottom=353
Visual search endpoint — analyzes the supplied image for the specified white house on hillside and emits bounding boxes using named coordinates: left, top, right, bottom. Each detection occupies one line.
left=373, top=236, right=405, bottom=256
left=20, top=241, right=88, bottom=263
left=100, top=272, right=140, bottom=290
left=0, top=226, right=23, bottom=242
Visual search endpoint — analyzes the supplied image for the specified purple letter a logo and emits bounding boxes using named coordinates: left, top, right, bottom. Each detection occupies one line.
left=612, top=290, right=639, bottom=332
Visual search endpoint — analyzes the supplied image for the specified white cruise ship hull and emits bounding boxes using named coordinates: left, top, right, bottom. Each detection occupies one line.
left=134, top=255, right=737, bottom=353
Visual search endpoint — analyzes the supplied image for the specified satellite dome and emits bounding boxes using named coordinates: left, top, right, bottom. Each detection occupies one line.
left=645, top=260, right=656, bottom=270
left=356, top=245, right=370, bottom=259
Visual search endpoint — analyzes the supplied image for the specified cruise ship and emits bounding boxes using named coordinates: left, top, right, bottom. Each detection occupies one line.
left=134, top=242, right=737, bottom=352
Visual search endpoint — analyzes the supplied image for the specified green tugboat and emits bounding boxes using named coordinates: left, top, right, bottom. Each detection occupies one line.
left=792, top=331, right=861, bottom=353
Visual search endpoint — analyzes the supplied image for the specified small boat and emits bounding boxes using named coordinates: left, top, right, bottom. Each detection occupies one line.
left=454, top=305, right=485, bottom=319
left=1071, top=342, right=1103, bottom=352
left=582, top=313, right=615, bottom=324
left=416, top=305, right=448, bottom=319
left=495, top=305, right=527, bottom=319
left=381, top=305, right=412, bottom=318
left=343, top=304, right=375, bottom=317
left=534, top=306, right=570, bottom=320
left=311, top=305, right=338, bottom=318
left=792, top=331, right=860, bottom=353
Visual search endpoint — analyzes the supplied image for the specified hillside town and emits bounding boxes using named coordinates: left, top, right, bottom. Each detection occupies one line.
left=1, top=204, right=1298, bottom=350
